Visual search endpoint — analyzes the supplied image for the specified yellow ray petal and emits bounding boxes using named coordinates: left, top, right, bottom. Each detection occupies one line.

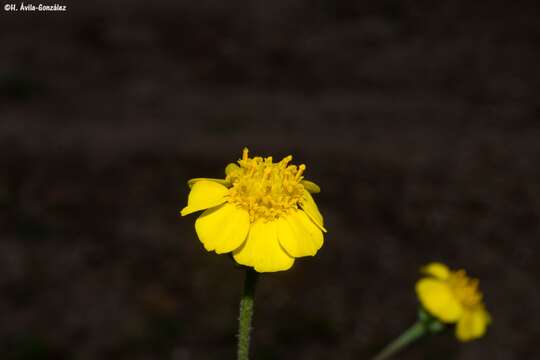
left=181, top=181, right=229, bottom=216
left=195, top=204, right=250, bottom=253
left=299, top=189, right=326, bottom=232
left=277, top=210, right=323, bottom=257
left=187, top=178, right=230, bottom=189
left=456, top=308, right=491, bottom=341
left=233, top=220, right=294, bottom=272
left=421, top=262, right=450, bottom=280
left=416, top=278, right=463, bottom=322
left=301, top=179, right=321, bottom=193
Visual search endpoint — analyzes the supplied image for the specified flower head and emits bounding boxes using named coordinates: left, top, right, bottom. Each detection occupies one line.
left=181, top=148, right=326, bottom=272
left=415, top=262, right=491, bottom=341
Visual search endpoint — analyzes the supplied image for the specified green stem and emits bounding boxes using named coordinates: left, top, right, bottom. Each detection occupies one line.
left=237, top=268, right=258, bottom=360
left=372, top=321, right=426, bottom=360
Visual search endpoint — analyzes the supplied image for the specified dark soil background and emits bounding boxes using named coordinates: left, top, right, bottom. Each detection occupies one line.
left=1, top=1, right=539, bottom=359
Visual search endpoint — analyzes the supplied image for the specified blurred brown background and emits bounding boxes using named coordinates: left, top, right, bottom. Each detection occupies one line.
left=1, top=1, right=539, bottom=359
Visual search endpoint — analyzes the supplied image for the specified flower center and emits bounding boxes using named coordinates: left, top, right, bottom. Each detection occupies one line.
left=448, top=270, right=483, bottom=308
left=226, top=148, right=306, bottom=222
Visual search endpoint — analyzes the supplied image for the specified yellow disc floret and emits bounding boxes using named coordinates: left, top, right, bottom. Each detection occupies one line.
left=226, top=148, right=306, bottom=222
left=448, top=270, right=483, bottom=309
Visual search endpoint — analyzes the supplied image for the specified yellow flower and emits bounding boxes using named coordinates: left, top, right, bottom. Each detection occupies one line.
left=181, top=148, right=326, bottom=272
left=416, top=262, right=491, bottom=342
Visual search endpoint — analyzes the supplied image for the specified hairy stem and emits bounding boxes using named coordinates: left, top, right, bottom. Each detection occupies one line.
left=237, top=268, right=258, bottom=360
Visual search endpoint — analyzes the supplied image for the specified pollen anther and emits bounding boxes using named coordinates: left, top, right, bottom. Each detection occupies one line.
left=226, top=148, right=306, bottom=222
